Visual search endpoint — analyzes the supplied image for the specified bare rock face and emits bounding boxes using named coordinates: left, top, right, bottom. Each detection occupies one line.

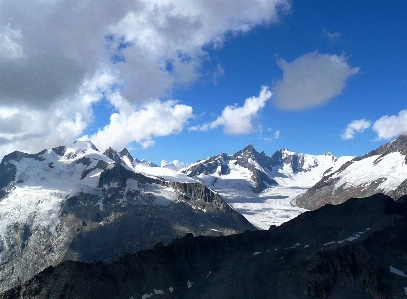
left=3, top=193, right=407, bottom=299
left=296, top=135, right=407, bottom=210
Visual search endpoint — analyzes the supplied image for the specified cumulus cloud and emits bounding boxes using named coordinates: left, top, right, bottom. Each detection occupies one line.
left=0, top=0, right=289, bottom=108
left=0, top=68, right=115, bottom=156
left=273, top=52, right=359, bottom=110
left=87, top=94, right=193, bottom=150
left=341, top=119, right=372, bottom=140
left=0, top=0, right=290, bottom=155
left=372, top=109, right=407, bottom=139
left=0, top=0, right=289, bottom=155
left=190, top=86, right=272, bottom=135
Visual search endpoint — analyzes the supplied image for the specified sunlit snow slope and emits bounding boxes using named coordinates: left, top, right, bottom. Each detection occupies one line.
left=0, top=141, right=109, bottom=240
left=296, top=135, right=407, bottom=210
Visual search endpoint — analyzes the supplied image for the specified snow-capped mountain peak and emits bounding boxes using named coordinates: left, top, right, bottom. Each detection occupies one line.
left=68, top=139, right=99, bottom=152
left=103, top=147, right=121, bottom=163
left=182, top=145, right=353, bottom=229
left=0, top=142, right=254, bottom=291
left=296, top=135, right=407, bottom=210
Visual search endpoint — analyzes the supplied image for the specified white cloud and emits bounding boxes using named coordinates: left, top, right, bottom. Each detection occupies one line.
left=274, top=130, right=280, bottom=139
left=87, top=94, right=193, bottom=150
left=190, top=86, right=272, bottom=135
left=0, top=0, right=289, bottom=107
left=0, top=68, right=114, bottom=157
left=341, top=119, right=372, bottom=140
left=372, top=109, right=407, bottom=139
left=0, top=0, right=289, bottom=154
left=273, top=52, right=359, bottom=110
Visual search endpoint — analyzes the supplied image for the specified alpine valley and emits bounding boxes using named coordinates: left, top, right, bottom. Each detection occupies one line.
left=0, top=136, right=407, bottom=297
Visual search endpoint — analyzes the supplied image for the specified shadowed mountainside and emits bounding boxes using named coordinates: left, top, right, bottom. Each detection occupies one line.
left=3, top=193, right=407, bottom=299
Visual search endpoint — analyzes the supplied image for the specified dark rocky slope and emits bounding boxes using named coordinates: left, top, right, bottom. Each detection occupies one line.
left=61, top=163, right=254, bottom=263
left=3, top=193, right=407, bottom=299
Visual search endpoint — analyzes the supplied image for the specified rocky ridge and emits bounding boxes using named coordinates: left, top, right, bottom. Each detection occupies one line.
left=2, top=193, right=407, bottom=298
left=184, top=145, right=344, bottom=193
left=296, top=135, right=407, bottom=210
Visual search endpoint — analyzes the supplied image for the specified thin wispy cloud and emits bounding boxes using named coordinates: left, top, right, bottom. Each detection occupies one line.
left=322, top=29, right=341, bottom=42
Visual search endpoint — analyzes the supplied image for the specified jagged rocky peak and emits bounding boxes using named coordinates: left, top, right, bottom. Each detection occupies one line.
left=51, top=145, right=67, bottom=156
left=103, top=147, right=121, bottom=163
left=270, top=149, right=323, bottom=174
left=184, top=152, right=230, bottom=177
left=119, top=148, right=135, bottom=168
left=232, top=144, right=266, bottom=161
left=232, top=145, right=277, bottom=171
left=119, top=148, right=133, bottom=160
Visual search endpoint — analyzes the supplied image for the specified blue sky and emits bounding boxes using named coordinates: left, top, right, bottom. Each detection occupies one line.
left=1, top=1, right=407, bottom=166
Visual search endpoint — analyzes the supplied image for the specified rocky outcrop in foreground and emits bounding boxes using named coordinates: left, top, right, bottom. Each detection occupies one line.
left=3, top=193, right=407, bottom=298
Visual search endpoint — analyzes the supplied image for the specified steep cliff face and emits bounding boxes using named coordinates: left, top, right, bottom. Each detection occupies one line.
left=0, top=141, right=254, bottom=292
left=296, top=135, right=407, bottom=210
left=3, top=193, right=407, bottom=299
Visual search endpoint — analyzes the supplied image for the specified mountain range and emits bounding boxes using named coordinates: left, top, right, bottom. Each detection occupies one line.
left=183, top=144, right=353, bottom=229
left=296, top=135, right=407, bottom=210
left=0, top=141, right=254, bottom=292
left=0, top=135, right=407, bottom=295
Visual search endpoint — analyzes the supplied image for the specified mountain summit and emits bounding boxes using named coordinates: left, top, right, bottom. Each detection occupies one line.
left=184, top=145, right=351, bottom=229
left=296, top=135, right=407, bottom=210
left=0, top=142, right=254, bottom=292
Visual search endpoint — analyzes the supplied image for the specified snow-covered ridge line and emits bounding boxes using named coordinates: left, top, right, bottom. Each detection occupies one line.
left=0, top=140, right=257, bottom=292
left=181, top=144, right=355, bottom=229
left=296, top=135, right=407, bottom=210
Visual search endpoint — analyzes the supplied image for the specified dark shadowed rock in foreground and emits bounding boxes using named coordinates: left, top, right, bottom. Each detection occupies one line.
left=3, top=193, right=407, bottom=299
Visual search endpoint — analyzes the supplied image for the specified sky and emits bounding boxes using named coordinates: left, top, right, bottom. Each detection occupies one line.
left=1, top=0, right=407, bottom=167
